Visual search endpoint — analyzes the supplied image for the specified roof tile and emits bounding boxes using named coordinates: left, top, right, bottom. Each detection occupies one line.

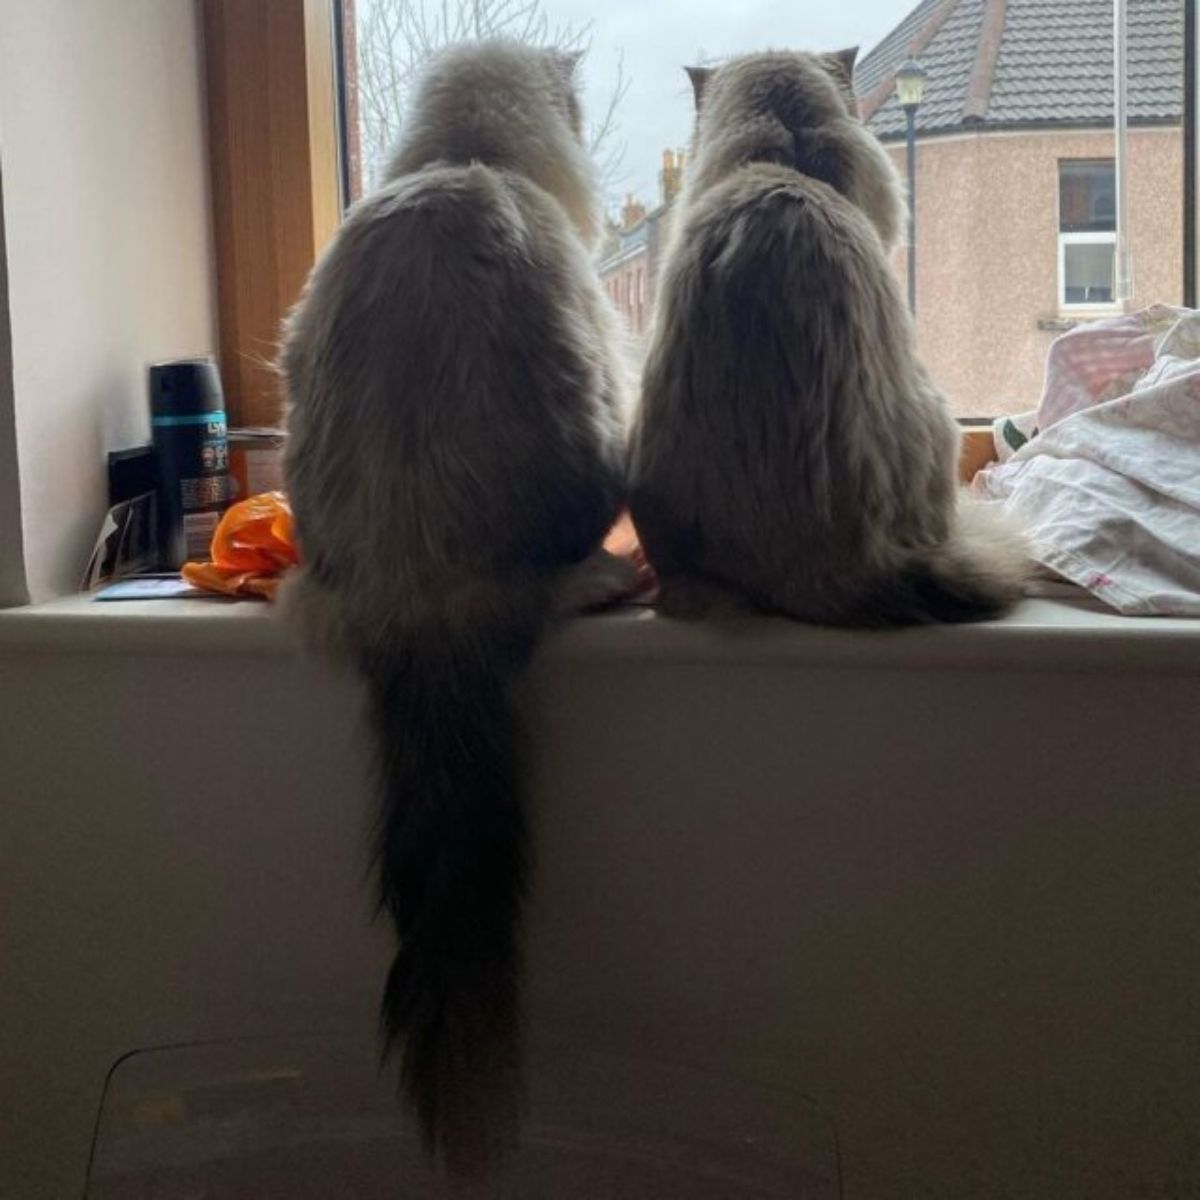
left=857, top=0, right=1183, bottom=138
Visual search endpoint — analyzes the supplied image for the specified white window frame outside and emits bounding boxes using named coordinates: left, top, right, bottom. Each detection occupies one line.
left=1058, top=231, right=1121, bottom=314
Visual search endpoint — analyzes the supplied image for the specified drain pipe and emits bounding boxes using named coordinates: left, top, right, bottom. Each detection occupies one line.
left=1114, top=0, right=1134, bottom=305
left=1185, top=0, right=1196, bottom=307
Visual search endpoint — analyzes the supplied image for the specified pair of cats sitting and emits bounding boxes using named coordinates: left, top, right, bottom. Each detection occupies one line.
left=281, top=41, right=1027, bottom=1175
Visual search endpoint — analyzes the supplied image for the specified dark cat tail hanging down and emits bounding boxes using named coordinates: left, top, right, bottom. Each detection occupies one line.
left=364, top=612, right=542, bottom=1175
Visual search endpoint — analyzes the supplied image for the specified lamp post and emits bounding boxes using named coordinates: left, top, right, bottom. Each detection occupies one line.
left=895, top=58, right=928, bottom=315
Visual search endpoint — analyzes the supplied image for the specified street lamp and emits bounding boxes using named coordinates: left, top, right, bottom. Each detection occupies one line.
left=895, top=58, right=928, bottom=314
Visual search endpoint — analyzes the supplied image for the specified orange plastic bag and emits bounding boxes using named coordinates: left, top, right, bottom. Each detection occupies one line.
left=181, top=491, right=298, bottom=600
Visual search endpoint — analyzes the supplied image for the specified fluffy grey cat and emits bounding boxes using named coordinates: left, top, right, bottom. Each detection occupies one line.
left=629, top=50, right=1027, bottom=624
left=280, top=41, right=629, bottom=1172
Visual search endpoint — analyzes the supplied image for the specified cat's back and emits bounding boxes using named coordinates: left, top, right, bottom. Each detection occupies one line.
left=352, top=161, right=549, bottom=277
left=284, top=157, right=606, bottom=485
left=286, top=160, right=574, bottom=390
left=283, top=155, right=623, bottom=623
left=640, top=159, right=917, bottom=442
left=631, top=159, right=937, bottom=614
left=671, top=161, right=894, bottom=323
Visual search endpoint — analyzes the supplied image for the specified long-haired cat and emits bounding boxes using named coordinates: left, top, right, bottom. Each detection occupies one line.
left=280, top=41, right=628, bottom=1172
left=629, top=50, right=1027, bottom=625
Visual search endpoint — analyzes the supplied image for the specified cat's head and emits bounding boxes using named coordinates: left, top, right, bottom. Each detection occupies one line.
left=682, top=51, right=905, bottom=251
left=386, top=41, right=598, bottom=244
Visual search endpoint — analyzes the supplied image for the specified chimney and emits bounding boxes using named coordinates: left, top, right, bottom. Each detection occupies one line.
left=660, top=148, right=685, bottom=205
left=620, top=194, right=646, bottom=229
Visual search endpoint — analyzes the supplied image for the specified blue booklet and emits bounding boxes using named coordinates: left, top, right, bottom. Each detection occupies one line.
left=93, top=577, right=213, bottom=601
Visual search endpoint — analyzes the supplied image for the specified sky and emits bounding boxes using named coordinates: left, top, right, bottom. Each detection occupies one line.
left=540, top=0, right=919, bottom=206
left=355, top=0, right=920, bottom=211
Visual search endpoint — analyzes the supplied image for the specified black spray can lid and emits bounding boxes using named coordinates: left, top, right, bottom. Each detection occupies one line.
left=149, top=357, right=225, bottom=418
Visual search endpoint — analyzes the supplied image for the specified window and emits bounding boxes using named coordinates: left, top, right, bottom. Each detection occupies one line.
left=339, top=0, right=1191, bottom=420
left=1059, top=161, right=1119, bottom=310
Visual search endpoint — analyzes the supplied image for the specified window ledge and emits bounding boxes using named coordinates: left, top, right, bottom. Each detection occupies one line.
left=1038, top=310, right=1123, bottom=333
left=1, top=592, right=1198, bottom=674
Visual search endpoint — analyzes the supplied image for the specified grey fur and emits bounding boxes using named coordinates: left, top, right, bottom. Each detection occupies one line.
left=629, top=50, right=1028, bottom=625
left=280, top=41, right=627, bottom=1172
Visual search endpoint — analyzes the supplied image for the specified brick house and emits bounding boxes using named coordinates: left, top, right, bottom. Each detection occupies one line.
left=598, top=195, right=657, bottom=341
left=597, top=150, right=685, bottom=339
left=858, top=0, right=1184, bottom=415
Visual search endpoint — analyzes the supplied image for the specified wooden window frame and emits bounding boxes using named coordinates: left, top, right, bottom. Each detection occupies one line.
left=203, top=0, right=343, bottom=428
left=959, top=426, right=998, bottom=481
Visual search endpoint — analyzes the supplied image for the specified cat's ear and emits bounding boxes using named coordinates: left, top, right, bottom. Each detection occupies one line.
left=822, top=47, right=859, bottom=91
left=685, top=65, right=714, bottom=110
left=555, top=50, right=585, bottom=81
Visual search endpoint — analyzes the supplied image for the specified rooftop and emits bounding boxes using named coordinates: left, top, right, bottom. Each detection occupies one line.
left=857, top=0, right=1184, bottom=140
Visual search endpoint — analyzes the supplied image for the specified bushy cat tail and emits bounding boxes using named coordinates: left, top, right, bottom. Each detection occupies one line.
left=864, top=498, right=1030, bottom=625
left=364, top=616, right=540, bottom=1177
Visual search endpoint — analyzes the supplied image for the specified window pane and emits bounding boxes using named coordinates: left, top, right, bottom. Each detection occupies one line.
left=1064, top=241, right=1117, bottom=304
left=344, top=0, right=1186, bottom=418
left=1060, top=161, right=1117, bottom=233
left=860, top=0, right=1183, bottom=416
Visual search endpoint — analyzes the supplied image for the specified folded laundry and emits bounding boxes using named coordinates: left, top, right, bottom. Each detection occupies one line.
left=975, top=307, right=1200, bottom=616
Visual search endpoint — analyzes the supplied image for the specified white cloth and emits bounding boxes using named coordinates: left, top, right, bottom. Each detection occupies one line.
left=973, top=309, right=1200, bottom=616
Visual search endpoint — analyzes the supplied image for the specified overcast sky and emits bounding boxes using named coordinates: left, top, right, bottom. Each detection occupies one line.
left=355, top=0, right=920, bottom=208
left=543, top=0, right=918, bottom=205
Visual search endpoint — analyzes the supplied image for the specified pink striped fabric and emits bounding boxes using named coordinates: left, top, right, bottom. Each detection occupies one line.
left=1037, top=306, right=1186, bottom=430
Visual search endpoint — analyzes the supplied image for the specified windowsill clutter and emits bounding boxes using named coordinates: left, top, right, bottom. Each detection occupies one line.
left=46, top=307, right=1200, bottom=622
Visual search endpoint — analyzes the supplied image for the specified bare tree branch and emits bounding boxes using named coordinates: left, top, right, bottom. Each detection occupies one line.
left=354, top=0, right=631, bottom=196
left=587, top=47, right=630, bottom=207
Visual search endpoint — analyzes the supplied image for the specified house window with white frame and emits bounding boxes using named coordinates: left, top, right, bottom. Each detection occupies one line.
left=1058, top=159, right=1118, bottom=310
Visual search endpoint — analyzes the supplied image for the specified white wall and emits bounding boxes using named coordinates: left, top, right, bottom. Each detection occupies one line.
left=0, top=0, right=216, bottom=601
left=1, top=600, right=1199, bottom=1198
